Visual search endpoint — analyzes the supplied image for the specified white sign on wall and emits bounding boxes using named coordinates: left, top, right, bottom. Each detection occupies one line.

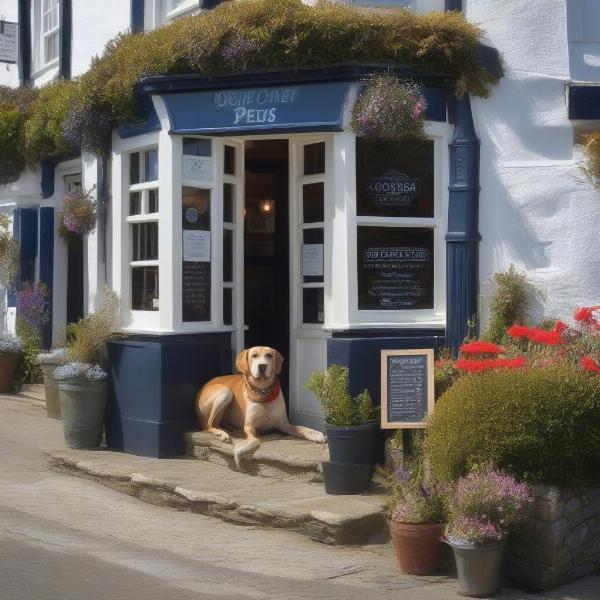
left=0, top=22, right=17, bottom=64
left=302, top=244, right=324, bottom=277
left=183, top=230, right=211, bottom=262
left=183, top=155, right=213, bottom=182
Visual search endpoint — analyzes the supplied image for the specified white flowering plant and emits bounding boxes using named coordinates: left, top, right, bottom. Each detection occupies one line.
left=37, top=347, right=68, bottom=364
left=0, top=335, right=23, bottom=356
left=54, top=362, right=107, bottom=382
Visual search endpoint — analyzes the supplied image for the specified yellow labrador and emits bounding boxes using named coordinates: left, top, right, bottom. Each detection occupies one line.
left=195, top=346, right=326, bottom=468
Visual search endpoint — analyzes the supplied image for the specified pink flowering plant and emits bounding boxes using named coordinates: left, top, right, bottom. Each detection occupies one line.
left=445, top=464, right=533, bottom=545
left=351, top=73, right=427, bottom=141
left=59, top=188, right=97, bottom=239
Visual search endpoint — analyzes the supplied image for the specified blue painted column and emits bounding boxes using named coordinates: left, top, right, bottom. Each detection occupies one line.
left=39, top=208, right=54, bottom=349
left=131, top=0, right=145, bottom=33
left=59, top=0, right=72, bottom=79
left=17, top=0, right=32, bottom=86
left=445, top=95, right=481, bottom=352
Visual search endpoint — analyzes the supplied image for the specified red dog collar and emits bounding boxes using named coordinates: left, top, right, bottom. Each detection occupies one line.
left=244, top=376, right=280, bottom=403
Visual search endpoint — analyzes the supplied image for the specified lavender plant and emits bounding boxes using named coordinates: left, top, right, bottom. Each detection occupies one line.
left=16, top=282, right=49, bottom=328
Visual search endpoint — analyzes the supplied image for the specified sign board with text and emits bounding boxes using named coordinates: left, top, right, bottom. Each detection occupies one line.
left=380, top=349, right=434, bottom=429
left=0, top=22, right=17, bottom=64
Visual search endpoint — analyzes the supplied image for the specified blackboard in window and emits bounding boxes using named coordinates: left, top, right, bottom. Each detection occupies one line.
left=356, top=138, right=434, bottom=218
left=357, top=226, right=434, bottom=310
left=381, top=349, right=434, bottom=429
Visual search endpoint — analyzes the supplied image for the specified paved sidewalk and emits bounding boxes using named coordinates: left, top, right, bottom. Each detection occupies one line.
left=1, top=387, right=599, bottom=600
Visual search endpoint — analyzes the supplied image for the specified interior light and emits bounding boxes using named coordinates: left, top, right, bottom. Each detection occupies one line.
left=259, top=197, right=274, bottom=215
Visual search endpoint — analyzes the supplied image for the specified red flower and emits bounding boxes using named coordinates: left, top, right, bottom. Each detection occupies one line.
left=553, top=320, right=567, bottom=335
left=460, top=341, right=504, bottom=355
left=507, top=324, right=530, bottom=339
left=574, top=306, right=600, bottom=323
left=456, top=357, right=526, bottom=373
left=581, top=356, right=600, bottom=373
left=527, top=328, right=562, bottom=346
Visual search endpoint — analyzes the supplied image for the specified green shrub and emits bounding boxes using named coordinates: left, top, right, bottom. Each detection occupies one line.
left=426, top=364, right=600, bottom=487
left=582, top=131, right=600, bottom=189
left=15, top=320, right=42, bottom=387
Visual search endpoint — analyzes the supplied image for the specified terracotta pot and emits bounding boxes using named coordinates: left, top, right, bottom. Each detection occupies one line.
left=0, top=354, right=18, bottom=393
left=390, top=521, right=444, bottom=575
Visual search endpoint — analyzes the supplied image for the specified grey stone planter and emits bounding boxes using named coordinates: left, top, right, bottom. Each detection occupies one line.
left=38, top=357, right=62, bottom=419
left=58, top=379, right=108, bottom=449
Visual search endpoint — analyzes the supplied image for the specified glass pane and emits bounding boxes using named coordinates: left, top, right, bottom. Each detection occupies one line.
left=303, top=288, right=324, bottom=324
left=130, top=152, right=140, bottom=185
left=224, top=145, right=235, bottom=175
left=302, top=182, right=324, bottom=223
left=223, top=183, right=234, bottom=223
left=223, top=288, right=233, bottom=326
left=182, top=187, right=210, bottom=230
left=303, top=229, right=324, bottom=283
left=356, top=138, right=434, bottom=218
left=357, top=226, right=434, bottom=310
left=131, top=222, right=158, bottom=261
left=148, top=189, right=159, bottom=213
left=304, top=142, right=325, bottom=175
left=132, top=266, right=159, bottom=311
left=129, top=191, right=141, bottom=215
left=223, top=229, right=233, bottom=283
left=144, top=149, right=158, bottom=182
left=183, top=138, right=211, bottom=157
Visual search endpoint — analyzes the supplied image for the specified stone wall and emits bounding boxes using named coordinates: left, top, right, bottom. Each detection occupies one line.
left=507, top=484, right=600, bottom=590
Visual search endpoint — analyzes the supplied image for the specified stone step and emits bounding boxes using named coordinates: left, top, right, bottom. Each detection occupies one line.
left=185, top=430, right=329, bottom=483
left=45, top=447, right=387, bottom=546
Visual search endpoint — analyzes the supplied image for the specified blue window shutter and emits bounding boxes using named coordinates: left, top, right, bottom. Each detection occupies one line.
left=41, top=161, right=56, bottom=199
left=18, top=0, right=32, bottom=86
left=18, top=208, right=38, bottom=288
left=7, top=209, right=21, bottom=308
left=39, top=208, right=54, bottom=349
left=131, top=0, right=145, bottom=33
left=59, top=0, right=72, bottom=79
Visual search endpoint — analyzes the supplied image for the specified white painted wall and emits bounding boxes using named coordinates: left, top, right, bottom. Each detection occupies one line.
left=467, top=0, right=600, bottom=325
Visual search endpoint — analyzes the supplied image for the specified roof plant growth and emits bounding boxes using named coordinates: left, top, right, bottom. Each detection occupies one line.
left=0, top=0, right=502, bottom=185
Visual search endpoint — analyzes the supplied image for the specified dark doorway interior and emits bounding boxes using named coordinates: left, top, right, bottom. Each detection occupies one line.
left=66, top=235, right=84, bottom=325
left=244, top=139, right=290, bottom=399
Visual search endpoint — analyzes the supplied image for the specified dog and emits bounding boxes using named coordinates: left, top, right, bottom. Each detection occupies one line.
left=195, top=346, right=326, bottom=468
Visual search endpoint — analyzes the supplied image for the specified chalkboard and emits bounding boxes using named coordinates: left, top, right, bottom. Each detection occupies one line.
left=182, top=261, right=211, bottom=322
left=357, top=226, right=434, bottom=310
left=381, top=349, right=434, bottom=429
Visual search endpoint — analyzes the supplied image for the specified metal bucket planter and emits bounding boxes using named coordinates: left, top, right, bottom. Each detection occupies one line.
left=0, top=354, right=18, bottom=393
left=38, top=358, right=62, bottom=419
left=325, top=422, right=378, bottom=465
left=447, top=538, right=507, bottom=597
left=390, top=521, right=444, bottom=575
left=58, top=379, right=108, bottom=449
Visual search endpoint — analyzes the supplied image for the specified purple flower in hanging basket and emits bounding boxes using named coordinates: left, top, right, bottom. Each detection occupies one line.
left=16, top=282, right=49, bottom=327
left=60, top=188, right=97, bottom=238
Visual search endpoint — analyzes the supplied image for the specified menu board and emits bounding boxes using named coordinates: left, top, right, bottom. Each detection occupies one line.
left=356, top=138, right=434, bottom=218
left=182, top=262, right=211, bottom=322
left=381, top=349, right=434, bottom=429
left=357, top=226, right=434, bottom=310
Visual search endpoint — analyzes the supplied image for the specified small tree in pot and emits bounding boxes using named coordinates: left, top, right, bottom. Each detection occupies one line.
left=55, top=288, right=120, bottom=449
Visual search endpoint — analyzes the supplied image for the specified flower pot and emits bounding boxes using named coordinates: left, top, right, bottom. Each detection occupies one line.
left=0, top=354, right=18, bottom=392
left=325, top=422, right=378, bottom=465
left=390, top=521, right=443, bottom=575
left=322, top=461, right=373, bottom=495
left=447, top=538, right=507, bottom=598
left=39, top=360, right=62, bottom=419
left=58, top=379, right=108, bottom=449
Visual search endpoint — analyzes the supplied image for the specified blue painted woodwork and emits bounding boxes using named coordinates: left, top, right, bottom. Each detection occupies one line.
left=39, top=207, right=54, bottom=349
left=131, top=0, right=145, bottom=33
left=445, top=95, right=480, bottom=352
left=97, top=153, right=108, bottom=275
left=59, top=0, right=72, bottom=79
left=445, top=0, right=462, bottom=10
left=7, top=209, right=20, bottom=308
left=18, top=0, right=31, bottom=86
left=568, top=85, right=600, bottom=120
left=17, top=209, right=38, bottom=318
left=41, top=161, right=55, bottom=199
left=202, top=0, right=223, bottom=8
left=106, top=332, right=233, bottom=458
left=118, top=94, right=161, bottom=139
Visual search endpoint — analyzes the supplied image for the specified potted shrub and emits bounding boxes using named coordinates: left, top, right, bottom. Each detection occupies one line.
left=55, top=288, right=120, bottom=449
left=0, top=335, right=23, bottom=392
left=37, top=348, right=67, bottom=419
left=382, top=463, right=446, bottom=575
left=445, top=464, right=533, bottom=598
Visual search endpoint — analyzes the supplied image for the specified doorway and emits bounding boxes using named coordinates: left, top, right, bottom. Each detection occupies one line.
left=243, top=139, right=290, bottom=398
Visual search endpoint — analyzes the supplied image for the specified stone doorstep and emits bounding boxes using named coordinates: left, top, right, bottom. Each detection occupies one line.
left=185, top=430, right=330, bottom=483
left=44, top=448, right=387, bottom=546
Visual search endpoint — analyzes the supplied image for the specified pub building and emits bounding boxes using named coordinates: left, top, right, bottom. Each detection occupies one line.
left=102, top=64, right=472, bottom=457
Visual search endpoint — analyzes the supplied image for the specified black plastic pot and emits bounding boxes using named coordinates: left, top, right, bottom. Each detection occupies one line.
left=322, top=461, right=373, bottom=495
left=325, top=422, right=378, bottom=465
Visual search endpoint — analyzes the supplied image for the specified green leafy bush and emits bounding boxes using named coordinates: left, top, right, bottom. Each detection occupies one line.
left=582, top=131, right=600, bottom=189
left=305, top=364, right=376, bottom=426
left=426, top=364, right=600, bottom=487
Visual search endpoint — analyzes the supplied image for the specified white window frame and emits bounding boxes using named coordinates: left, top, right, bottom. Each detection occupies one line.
left=32, top=0, right=60, bottom=73
left=164, top=0, right=199, bottom=21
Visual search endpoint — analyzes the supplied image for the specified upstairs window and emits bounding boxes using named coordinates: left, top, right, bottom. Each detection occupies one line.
left=163, top=0, right=198, bottom=21
left=35, top=0, right=60, bottom=70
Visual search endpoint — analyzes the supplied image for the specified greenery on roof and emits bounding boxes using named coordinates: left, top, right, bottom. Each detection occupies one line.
left=0, top=0, right=503, bottom=185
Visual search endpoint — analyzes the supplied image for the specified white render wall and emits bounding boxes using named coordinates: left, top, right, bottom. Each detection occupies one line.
left=467, top=0, right=600, bottom=325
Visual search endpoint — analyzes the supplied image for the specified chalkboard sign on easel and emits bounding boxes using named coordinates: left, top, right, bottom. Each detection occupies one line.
left=380, top=349, right=434, bottom=429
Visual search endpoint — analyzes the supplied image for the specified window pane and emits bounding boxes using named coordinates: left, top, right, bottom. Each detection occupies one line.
left=183, top=138, right=211, bottom=157
left=131, top=222, right=158, bottom=261
left=148, top=189, right=159, bottom=213
left=223, top=229, right=233, bottom=283
left=182, top=187, right=210, bottom=230
left=223, top=288, right=233, bottom=326
left=130, top=153, right=140, bottom=185
left=303, top=288, right=324, bottom=324
left=357, top=226, right=434, bottom=310
left=132, top=266, right=159, bottom=311
left=302, top=182, right=324, bottom=223
left=144, top=149, right=158, bottom=182
left=224, top=145, right=235, bottom=175
left=129, top=191, right=141, bottom=215
left=45, top=32, right=58, bottom=63
left=304, top=142, right=325, bottom=175
left=223, top=183, right=234, bottom=223
left=303, top=229, right=324, bottom=283
left=356, top=138, right=434, bottom=218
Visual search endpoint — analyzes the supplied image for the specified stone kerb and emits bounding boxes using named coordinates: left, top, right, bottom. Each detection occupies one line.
left=507, top=484, right=600, bottom=591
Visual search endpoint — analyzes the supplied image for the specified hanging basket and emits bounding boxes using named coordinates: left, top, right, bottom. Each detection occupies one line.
left=59, top=187, right=97, bottom=240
